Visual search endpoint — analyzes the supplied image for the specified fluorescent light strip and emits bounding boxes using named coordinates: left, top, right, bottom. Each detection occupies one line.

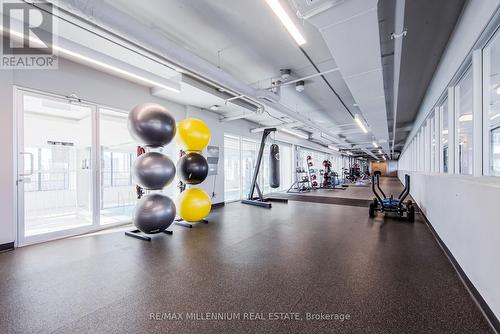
left=354, top=114, right=368, bottom=133
left=378, top=149, right=383, bottom=154
left=372, top=141, right=378, bottom=148
left=280, top=128, right=309, bottom=139
left=459, top=114, right=472, bottom=122
left=265, top=0, right=306, bottom=45
left=5, top=28, right=180, bottom=93
left=328, top=145, right=339, bottom=151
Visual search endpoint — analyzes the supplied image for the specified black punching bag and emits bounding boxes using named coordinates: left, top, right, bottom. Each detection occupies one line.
left=270, top=144, right=280, bottom=188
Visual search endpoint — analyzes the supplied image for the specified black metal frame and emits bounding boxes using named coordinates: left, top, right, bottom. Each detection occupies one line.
left=174, top=218, right=209, bottom=228
left=125, top=229, right=173, bottom=242
left=371, top=174, right=411, bottom=214
left=372, top=174, right=410, bottom=211
left=321, top=171, right=346, bottom=191
left=241, top=128, right=288, bottom=208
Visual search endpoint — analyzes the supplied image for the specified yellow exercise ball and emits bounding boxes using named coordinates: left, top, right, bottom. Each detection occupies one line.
left=176, top=118, right=211, bottom=152
left=177, top=188, right=211, bottom=222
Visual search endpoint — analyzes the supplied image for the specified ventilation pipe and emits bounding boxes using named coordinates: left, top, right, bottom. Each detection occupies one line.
left=47, top=0, right=348, bottom=145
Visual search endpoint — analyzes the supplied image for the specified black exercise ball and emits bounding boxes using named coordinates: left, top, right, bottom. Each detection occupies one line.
left=133, top=193, right=176, bottom=234
left=133, top=152, right=176, bottom=190
left=127, top=103, right=176, bottom=147
left=176, top=152, right=208, bottom=185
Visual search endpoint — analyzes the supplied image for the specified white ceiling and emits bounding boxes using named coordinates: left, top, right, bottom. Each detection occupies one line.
left=55, top=0, right=394, bottom=157
left=103, top=0, right=371, bottom=148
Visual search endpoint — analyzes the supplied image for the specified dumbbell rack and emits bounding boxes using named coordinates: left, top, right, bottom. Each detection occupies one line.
left=287, top=168, right=311, bottom=193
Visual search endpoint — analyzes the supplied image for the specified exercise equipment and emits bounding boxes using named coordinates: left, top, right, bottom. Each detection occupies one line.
left=176, top=118, right=211, bottom=152
left=320, top=160, right=345, bottom=190
left=176, top=188, right=211, bottom=222
left=306, top=156, right=319, bottom=189
left=176, top=152, right=208, bottom=185
left=269, top=144, right=280, bottom=188
left=133, top=151, right=176, bottom=190
left=135, top=146, right=146, bottom=198
left=369, top=174, right=415, bottom=222
left=241, top=128, right=288, bottom=208
left=129, top=193, right=176, bottom=236
left=127, top=103, right=176, bottom=147
left=288, top=167, right=311, bottom=193
left=126, top=103, right=176, bottom=241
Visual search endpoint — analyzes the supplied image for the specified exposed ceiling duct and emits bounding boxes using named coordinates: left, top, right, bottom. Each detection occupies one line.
left=294, top=0, right=391, bottom=152
left=47, top=0, right=351, bottom=148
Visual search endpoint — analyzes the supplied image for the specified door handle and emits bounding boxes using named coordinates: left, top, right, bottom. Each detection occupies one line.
left=19, top=151, right=34, bottom=177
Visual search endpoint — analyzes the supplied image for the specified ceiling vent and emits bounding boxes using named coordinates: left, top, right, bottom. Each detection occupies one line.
left=291, top=0, right=347, bottom=19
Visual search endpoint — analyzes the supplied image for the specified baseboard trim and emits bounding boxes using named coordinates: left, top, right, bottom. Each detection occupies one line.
left=0, top=242, right=15, bottom=253
left=421, top=212, right=500, bottom=334
left=211, top=202, right=225, bottom=209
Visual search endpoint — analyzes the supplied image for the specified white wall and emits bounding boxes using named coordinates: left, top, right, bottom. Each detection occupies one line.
left=399, top=0, right=500, bottom=322
left=0, top=56, right=347, bottom=246
left=0, top=58, right=188, bottom=246
left=398, top=172, right=500, bottom=321
left=0, top=69, right=15, bottom=245
left=186, top=105, right=260, bottom=204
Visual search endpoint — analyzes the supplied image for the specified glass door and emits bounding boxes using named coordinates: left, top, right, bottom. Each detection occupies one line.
left=16, top=89, right=97, bottom=245
left=98, top=108, right=136, bottom=225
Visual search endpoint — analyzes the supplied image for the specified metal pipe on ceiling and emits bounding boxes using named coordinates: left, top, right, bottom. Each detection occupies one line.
left=298, top=46, right=355, bottom=119
left=391, top=0, right=406, bottom=155
left=261, top=67, right=340, bottom=90
left=41, top=0, right=350, bottom=146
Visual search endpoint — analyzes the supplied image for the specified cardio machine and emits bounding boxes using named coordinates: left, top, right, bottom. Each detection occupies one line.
left=369, top=174, right=415, bottom=222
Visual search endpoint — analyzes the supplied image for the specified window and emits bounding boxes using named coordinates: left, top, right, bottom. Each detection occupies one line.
left=441, top=97, right=449, bottom=173
left=279, top=145, right=292, bottom=191
left=430, top=112, right=436, bottom=172
left=241, top=139, right=258, bottom=199
left=223, top=134, right=292, bottom=201
left=224, top=135, right=241, bottom=201
left=455, top=69, right=473, bottom=175
left=491, top=127, right=500, bottom=175
left=24, top=147, right=75, bottom=192
left=483, top=29, right=500, bottom=176
left=102, top=151, right=133, bottom=187
left=425, top=120, right=431, bottom=172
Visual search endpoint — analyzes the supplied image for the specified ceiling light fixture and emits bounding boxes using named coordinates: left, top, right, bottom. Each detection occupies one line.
left=295, top=80, right=305, bottom=92
left=378, top=149, right=383, bottom=154
left=490, top=113, right=500, bottom=121
left=3, top=28, right=181, bottom=93
left=280, top=128, right=309, bottom=139
left=328, top=145, right=339, bottom=151
left=354, top=114, right=368, bottom=133
left=496, top=85, right=500, bottom=95
left=459, top=114, right=473, bottom=122
left=372, top=141, right=378, bottom=148
left=265, top=0, right=307, bottom=46
left=209, top=105, right=219, bottom=111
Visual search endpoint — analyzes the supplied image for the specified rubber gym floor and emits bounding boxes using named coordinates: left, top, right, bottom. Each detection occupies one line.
left=0, top=177, right=493, bottom=333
